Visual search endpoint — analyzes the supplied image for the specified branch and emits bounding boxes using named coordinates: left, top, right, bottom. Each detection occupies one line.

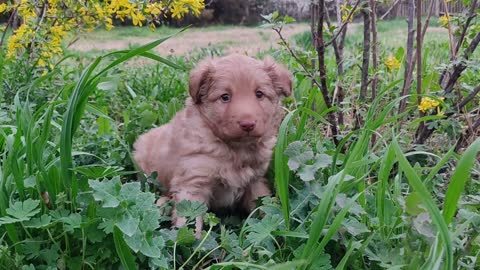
left=316, top=0, right=339, bottom=145
left=398, top=0, right=416, bottom=114
left=454, top=0, right=478, bottom=57
left=370, top=0, right=378, bottom=100
left=324, top=0, right=361, bottom=48
left=380, top=0, right=401, bottom=20
left=457, top=84, right=480, bottom=109
left=359, top=5, right=371, bottom=101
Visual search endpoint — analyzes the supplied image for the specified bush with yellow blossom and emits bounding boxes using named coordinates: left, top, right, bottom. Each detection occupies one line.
left=385, top=55, right=401, bottom=72
left=0, top=0, right=204, bottom=71
left=418, top=96, right=445, bottom=113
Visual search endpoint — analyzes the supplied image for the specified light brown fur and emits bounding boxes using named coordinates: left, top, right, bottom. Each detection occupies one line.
left=133, top=54, right=292, bottom=236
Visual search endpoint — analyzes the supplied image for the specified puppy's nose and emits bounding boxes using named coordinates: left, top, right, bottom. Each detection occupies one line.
left=239, top=120, right=256, bottom=132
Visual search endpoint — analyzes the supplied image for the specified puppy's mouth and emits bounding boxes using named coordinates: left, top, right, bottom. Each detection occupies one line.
left=225, top=132, right=263, bottom=142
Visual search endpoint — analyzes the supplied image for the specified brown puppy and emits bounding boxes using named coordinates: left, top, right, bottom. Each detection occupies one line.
left=133, top=54, right=292, bottom=236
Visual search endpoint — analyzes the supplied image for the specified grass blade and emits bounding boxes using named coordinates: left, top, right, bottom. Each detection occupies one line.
left=391, top=138, right=452, bottom=270
left=443, top=137, right=480, bottom=225
left=113, top=226, right=137, bottom=270
left=274, top=110, right=295, bottom=230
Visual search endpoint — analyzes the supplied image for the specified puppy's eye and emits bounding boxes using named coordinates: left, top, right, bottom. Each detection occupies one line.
left=220, top=94, right=231, bottom=102
left=255, top=90, right=265, bottom=99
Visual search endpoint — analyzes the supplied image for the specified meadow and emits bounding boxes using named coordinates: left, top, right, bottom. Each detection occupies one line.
left=0, top=16, right=479, bottom=270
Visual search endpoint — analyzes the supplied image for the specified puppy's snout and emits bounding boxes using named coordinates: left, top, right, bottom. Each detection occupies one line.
left=239, top=120, right=256, bottom=132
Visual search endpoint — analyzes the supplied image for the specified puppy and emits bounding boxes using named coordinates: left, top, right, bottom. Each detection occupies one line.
left=133, top=54, right=292, bottom=236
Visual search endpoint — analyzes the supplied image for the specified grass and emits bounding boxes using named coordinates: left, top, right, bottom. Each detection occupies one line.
left=0, top=19, right=480, bottom=269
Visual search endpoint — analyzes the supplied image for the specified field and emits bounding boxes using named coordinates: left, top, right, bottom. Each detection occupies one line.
left=1, top=14, right=480, bottom=270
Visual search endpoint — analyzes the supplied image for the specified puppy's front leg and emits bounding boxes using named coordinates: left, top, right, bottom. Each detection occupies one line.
left=241, top=178, right=271, bottom=212
left=171, top=187, right=209, bottom=238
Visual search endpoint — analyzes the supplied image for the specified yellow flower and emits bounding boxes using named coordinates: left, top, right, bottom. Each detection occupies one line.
left=385, top=56, right=401, bottom=72
left=0, top=3, right=7, bottom=13
left=131, top=11, right=146, bottom=26
left=149, top=22, right=156, bottom=32
left=38, top=58, right=47, bottom=67
left=170, top=0, right=204, bottom=19
left=418, top=97, right=444, bottom=112
left=105, top=18, right=114, bottom=30
left=145, top=3, right=162, bottom=16
left=341, top=4, right=352, bottom=23
left=439, top=14, right=450, bottom=27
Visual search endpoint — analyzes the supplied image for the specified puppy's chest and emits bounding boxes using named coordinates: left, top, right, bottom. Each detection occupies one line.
left=210, top=150, right=268, bottom=208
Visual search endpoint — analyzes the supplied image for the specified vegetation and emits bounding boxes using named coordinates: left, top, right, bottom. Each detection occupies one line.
left=1, top=0, right=480, bottom=269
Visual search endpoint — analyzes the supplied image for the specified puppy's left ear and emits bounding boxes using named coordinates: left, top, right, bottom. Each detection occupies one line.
left=263, top=57, right=292, bottom=97
left=189, top=59, right=214, bottom=104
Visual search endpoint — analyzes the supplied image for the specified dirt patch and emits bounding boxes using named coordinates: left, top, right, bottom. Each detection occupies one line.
left=70, top=24, right=310, bottom=56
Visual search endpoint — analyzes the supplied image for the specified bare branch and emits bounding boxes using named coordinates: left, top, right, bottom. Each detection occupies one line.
left=324, top=0, right=361, bottom=48
left=380, top=0, right=401, bottom=20
left=369, top=0, right=378, bottom=100
left=454, top=0, right=478, bottom=57
left=359, top=5, right=370, bottom=101
left=398, top=0, right=416, bottom=114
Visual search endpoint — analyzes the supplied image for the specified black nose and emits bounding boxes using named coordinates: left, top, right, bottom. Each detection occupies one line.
left=239, top=120, right=256, bottom=132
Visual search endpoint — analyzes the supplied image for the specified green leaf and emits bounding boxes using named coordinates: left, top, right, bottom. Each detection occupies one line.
left=343, top=218, right=370, bottom=236
left=113, top=226, right=137, bottom=270
left=116, top=212, right=139, bottom=237
left=24, top=214, right=52, bottom=228
left=0, top=199, right=40, bottom=224
left=89, top=177, right=122, bottom=208
left=176, top=200, right=208, bottom=219
left=177, top=227, right=196, bottom=246
left=285, top=141, right=314, bottom=171
left=392, top=138, right=453, bottom=270
left=405, top=192, right=426, bottom=216
left=443, top=137, right=480, bottom=225
left=124, top=231, right=164, bottom=258
left=61, top=213, right=82, bottom=232
left=245, top=214, right=281, bottom=246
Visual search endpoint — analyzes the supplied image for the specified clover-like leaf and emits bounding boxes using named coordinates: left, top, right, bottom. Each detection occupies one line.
left=116, top=211, right=139, bottom=237
left=343, top=218, right=370, bottom=236
left=285, top=141, right=314, bottom=171
left=24, top=214, right=52, bottom=228
left=0, top=199, right=40, bottom=224
left=124, top=230, right=164, bottom=258
left=89, top=177, right=122, bottom=208
left=176, top=200, right=208, bottom=219
left=176, top=227, right=196, bottom=246
left=245, top=214, right=282, bottom=246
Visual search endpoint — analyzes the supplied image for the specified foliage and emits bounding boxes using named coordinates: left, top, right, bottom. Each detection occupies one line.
left=0, top=4, right=480, bottom=270
left=0, top=0, right=204, bottom=71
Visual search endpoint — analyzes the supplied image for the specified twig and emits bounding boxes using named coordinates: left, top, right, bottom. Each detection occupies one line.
left=272, top=26, right=322, bottom=93
left=316, top=0, right=339, bottom=145
left=359, top=4, right=370, bottom=101
left=457, top=84, right=480, bottom=109
left=324, top=0, right=346, bottom=125
left=370, top=0, right=378, bottom=100
left=380, top=0, right=401, bottom=20
left=0, top=8, right=17, bottom=47
left=324, top=0, right=361, bottom=48
left=454, top=0, right=478, bottom=57
left=398, top=0, right=416, bottom=114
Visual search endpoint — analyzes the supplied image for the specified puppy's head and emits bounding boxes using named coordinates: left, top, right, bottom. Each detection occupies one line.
left=189, top=54, right=292, bottom=141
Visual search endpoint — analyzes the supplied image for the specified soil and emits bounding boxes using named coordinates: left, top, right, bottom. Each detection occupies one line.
left=69, top=24, right=310, bottom=56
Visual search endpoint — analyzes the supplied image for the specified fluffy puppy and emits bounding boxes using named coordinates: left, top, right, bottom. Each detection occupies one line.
left=133, top=54, right=292, bottom=236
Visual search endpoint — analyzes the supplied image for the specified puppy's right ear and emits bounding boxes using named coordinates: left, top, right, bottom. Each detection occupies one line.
left=189, top=59, right=213, bottom=104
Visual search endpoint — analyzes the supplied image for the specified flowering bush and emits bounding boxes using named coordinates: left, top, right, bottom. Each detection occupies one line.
left=384, top=55, right=401, bottom=72
left=0, top=0, right=205, bottom=71
left=418, top=96, right=444, bottom=113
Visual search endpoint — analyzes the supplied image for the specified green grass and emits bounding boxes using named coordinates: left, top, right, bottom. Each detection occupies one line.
left=0, top=19, right=479, bottom=270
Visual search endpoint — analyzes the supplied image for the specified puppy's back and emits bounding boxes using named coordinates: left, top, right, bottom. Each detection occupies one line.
left=133, top=125, right=173, bottom=179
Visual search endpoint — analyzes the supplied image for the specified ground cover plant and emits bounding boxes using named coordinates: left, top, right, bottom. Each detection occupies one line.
left=1, top=0, right=480, bottom=269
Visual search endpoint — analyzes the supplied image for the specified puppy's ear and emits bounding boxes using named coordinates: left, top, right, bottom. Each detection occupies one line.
left=189, top=59, right=214, bottom=104
left=263, top=57, right=292, bottom=97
